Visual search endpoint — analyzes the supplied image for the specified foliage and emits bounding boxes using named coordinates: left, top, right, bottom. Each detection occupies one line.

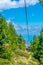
left=0, top=16, right=26, bottom=60
left=0, top=15, right=41, bottom=65
left=39, top=0, right=43, bottom=5
left=30, top=28, right=43, bottom=64
left=0, top=58, right=10, bottom=65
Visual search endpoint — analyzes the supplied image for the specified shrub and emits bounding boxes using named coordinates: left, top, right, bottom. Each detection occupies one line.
left=1, top=47, right=12, bottom=60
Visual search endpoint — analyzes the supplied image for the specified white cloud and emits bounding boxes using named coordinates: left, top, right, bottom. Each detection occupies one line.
left=13, top=22, right=43, bottom=35
left=0, top=0, right=39, bottom=10
left=7, top=19, right=11, bottom=23
left=7, top=19, right=43, bottom=35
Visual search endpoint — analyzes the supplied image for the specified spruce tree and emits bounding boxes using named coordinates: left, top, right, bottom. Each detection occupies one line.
left=30, top=28, right=43, bottom=64
left=0, top=17, right=7, bottom=52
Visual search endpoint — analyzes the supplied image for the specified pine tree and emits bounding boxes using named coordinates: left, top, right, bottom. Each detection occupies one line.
left=38, top=28, right=43, bottom=64
left=30, top=28, right=43, bottom=64
left=0, top=17, right=7, bottom=52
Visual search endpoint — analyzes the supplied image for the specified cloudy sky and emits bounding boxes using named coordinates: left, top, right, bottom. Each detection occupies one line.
left=0, top=0, right=43, bottom=45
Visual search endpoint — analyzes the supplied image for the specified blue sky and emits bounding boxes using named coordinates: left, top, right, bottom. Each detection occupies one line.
left=0, top=0, right=43, bottom=46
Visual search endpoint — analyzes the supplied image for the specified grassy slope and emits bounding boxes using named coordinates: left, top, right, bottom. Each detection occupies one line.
left=0, top=49, right=39, bottom=65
